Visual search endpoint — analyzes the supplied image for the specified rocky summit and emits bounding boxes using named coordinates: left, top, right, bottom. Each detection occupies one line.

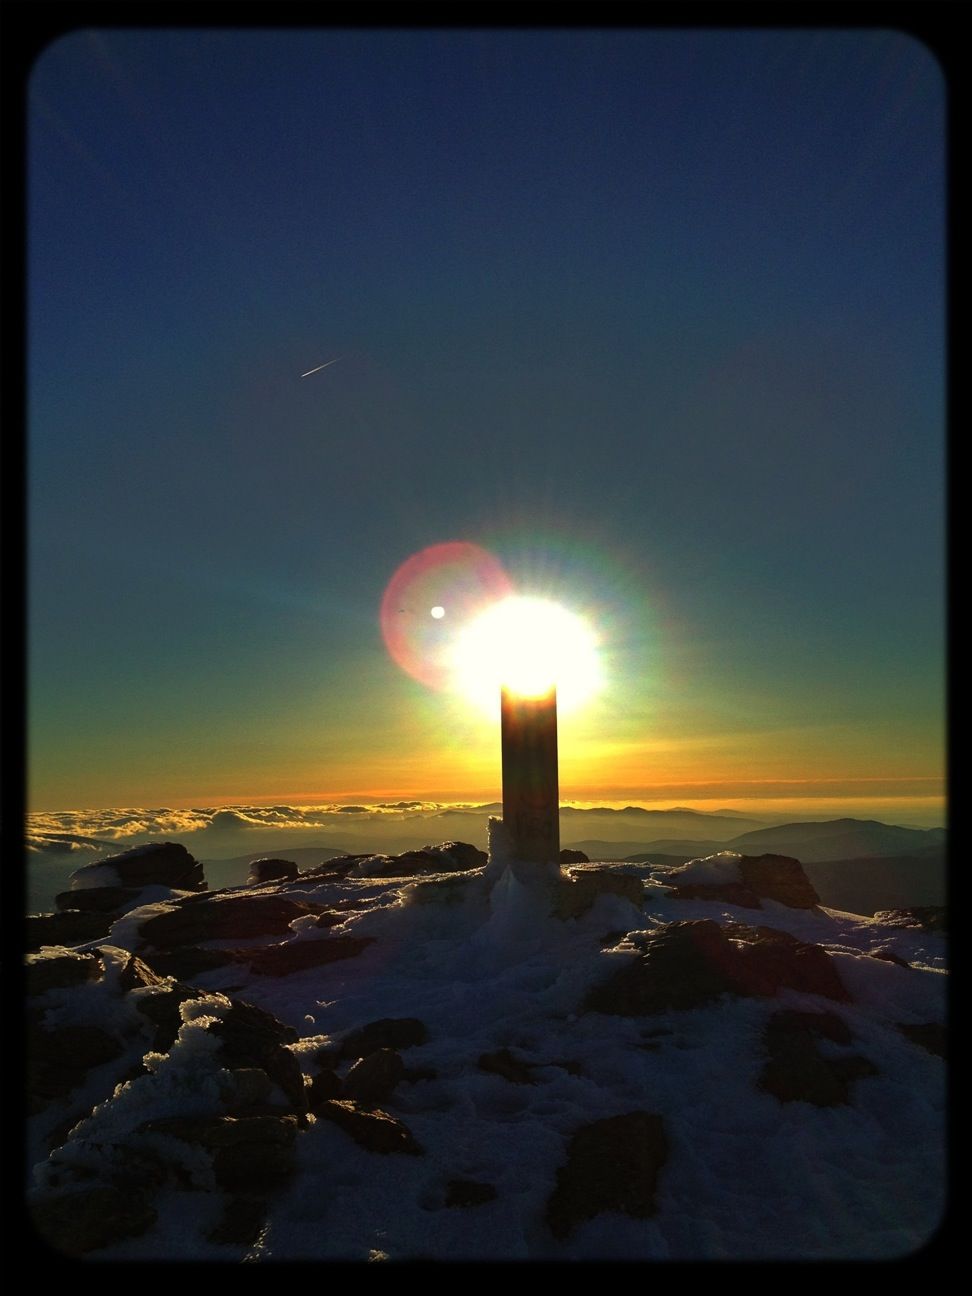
left=25, top=837, right=946, bottom=1261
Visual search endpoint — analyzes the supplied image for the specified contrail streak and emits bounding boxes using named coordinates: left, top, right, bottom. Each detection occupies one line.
left=300, top=357, right=341, bottom=378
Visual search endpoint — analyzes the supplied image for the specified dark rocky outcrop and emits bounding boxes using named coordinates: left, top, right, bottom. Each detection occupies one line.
left=247, top=858, right=300, bottom=885
left=55, top=885, right=146, bottom=914
left=871, top=947, right=911, bottom=968
left=315, top=1100, right=423, bottom=1155
left=246, top=935, right=373, bottom=977
left=554, top=869, right=644, bottom=919
left=737, top=854, right=820, bottom=908
left=207, top=1195, right=268, bottom=1246
left=477, top=1048, right=536, bottom=1085
left=583, top=919, right=849, bottom=1017
left=134, top=982, right=206, bottom=1052
left=668, top=881, right=762, bottom=909
left=339, top=1017, right=428, bottom=1059
left=308, top=1069, right=344, bottom=1108
left=342, top=1049, right=405, bottom=1106
left=68, top=842, right=206, bottom=893
left=209, top=1000, right=306, bottom=1115
left=295, top=841, right=486, bottom=882
left=138, top=946, right=242, bottom=981
left=559, top=848, right=590, bottom=864
left=874, top=907, right=947, bottom=933
left=27, top=949, right=103, bottom=997
left=759, top=1010, right=877, bottom=1105
left=26, top=910, right=112, bottom=950
left=138, top=895, right=330, bottom=947
left=141, top=1114, right=299, bottom=1191
left=897, top=1022, right=946, bottom=1058
left=31, top=1185, right=157, bottom=1256
left=546, top=1112, right=668, bottom=1239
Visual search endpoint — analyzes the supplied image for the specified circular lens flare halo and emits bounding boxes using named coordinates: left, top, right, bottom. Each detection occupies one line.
left=449, top=594, right=603, bottom=716
left=380, top=542, right=514, bottom=690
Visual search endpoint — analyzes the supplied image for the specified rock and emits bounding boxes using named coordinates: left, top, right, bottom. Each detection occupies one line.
left=554, top=869, right=644, bottom=919
left=28, top=1023, right=124, bottom=1112
left=315, top=1100, right=423, bottom=1155
left=118, top=952, right=169, bottom=991
left=209, top=1000, right=305, bottom=1114
left=246, top=936, right=373, bottom=977
left=546, top=1112, right=668, bottom=1239
left=723, top=923, right=851, bottom=1002
left=25, top=910, right=112, bottom=950
left=477, top=1048, right=536, bottom=1085
left=221, top=1068, right=274, bottom=1112
left=445, top=1179, right=497, bottom=1207
left=409, top=875, right=478, bottom=904
left=30, top=1185, right=157, bottom=1256
left=355, top=843, right=486, bottom=877
left=432, top=841, right=488, bottom=871
left=141, top=1114, right=298, bottom=1191
left=138, top=947, right=243, bottom=980
left=898, top=1022, right=946, bottom=1058
left=559, top=848, right=590, bottom=864
left=339, top=1017, right=428, bottom=1059
left=308, top=1069, right=344, bottom=1108
left=583, top=919, right=849, bottom=1017
left=737, top=854, right=820, bottom=909
left=134, top=983, right=206, bottom=1052
left=26, top=949, right=103, bottom=997
left=871, top=947, right=911, bottom=968
left=69, top=842, right=206, bottom=893
left=759, top=1010, right=877, bottom=1106
left=247, top=858, right=299, bottom=885
left=342, top=1049, right=405, bottom=1105
left=668, top=882, right=762, bottom=909
left=54, top=885, right=147, bottom=914
left=208, top=1195, right=268, bottom=1246
left=138, top=895, right=330, bottom=947
left=874, top=906, right=947, bottom=933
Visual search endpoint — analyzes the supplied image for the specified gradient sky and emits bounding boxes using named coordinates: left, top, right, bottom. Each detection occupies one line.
left=28, top=27, right=945, bottom=816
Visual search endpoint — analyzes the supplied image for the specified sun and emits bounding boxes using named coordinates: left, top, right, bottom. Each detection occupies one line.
left=449, top=594, right=602, bottom=715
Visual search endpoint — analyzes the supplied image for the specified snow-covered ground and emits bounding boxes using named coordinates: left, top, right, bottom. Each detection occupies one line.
left=27, top=837, right=946, bottom=1262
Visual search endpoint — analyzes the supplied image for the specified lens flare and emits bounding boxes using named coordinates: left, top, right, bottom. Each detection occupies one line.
left=380, top=542, right=514, bottom=689
left=449, top=595, right=602, bottom=715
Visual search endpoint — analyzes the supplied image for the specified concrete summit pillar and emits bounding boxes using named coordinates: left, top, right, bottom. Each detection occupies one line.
left=500, top=686, right=560, bottom=867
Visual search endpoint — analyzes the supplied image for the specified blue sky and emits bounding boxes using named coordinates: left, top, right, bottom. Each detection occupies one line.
left=28, top=27, right=945, bottom=812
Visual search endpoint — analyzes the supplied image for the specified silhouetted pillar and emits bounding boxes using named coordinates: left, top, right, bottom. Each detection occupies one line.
left=501, top=686, right=560, bottom=866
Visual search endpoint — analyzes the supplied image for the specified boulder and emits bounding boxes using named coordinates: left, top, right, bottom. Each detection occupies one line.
left=30, top=1185, right=156, bottom=1256
left=25, top=910, right=112, bottom=950
left=546, top=1112, right=668, bottom=1239
left=477, top=1048, right=536, bottom=1085
left=342, top=1049, right=406, bottom=1106
left=759, top=1010, right=877, bottom=1106
left=69, top=842, right=206, bottom=893
left=897, top=1022, right=946, bottom=1058
left=138, top=947, right=242, bottom=980
left=26, top=949, right=103, bottom=997
left=582, top=919, right=849, bottom=1017
left=54, top=886, right=146, bottom=914
left=138, top=894, right=330, bottom=947
left=554, top=869, right=644, bottom=919
left=246, top=935, right=373, bottom=977
left=445, top=1179, right=497, bottom=1207
left=339, top=1017, right=428, bottom=1059
left=668, top=881, right=762, bottom=909
left=308, top=1069, right=344, bottom=1108
left=874, top=906, right=947, bottom=933
left=141, top=1114, right=298, bottom=1191
left=208, top=1195, right=268, bottom=1246
left=220, top=1068, right=274, bottom=1113
left=559, top=848, right=590, bottom=864
left=737, top=854, right=820, bottom=909
left=315, top=1100, right=423, bottom=1155
left=247, top=858, right=299, bottom=885
left=135, top=983, right=207, bottom=1052
left=209, top=1000, right=305, bottom=1114
left=117, top=952, right=169, bottom=991
left=352, top=842, right=487, bottom=877
left=871, top=947, right=911, bottom=968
